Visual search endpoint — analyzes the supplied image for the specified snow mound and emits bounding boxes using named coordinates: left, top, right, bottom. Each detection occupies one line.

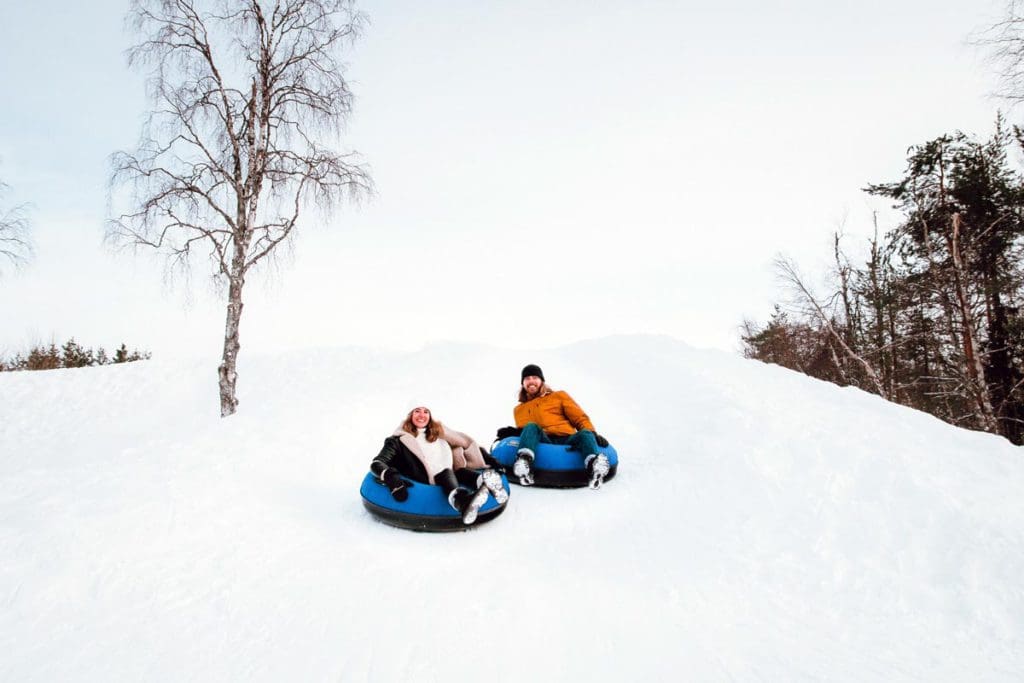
left=1, top=335, right=1022, bottom=681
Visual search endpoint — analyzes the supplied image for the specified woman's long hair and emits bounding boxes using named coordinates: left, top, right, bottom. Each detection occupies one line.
left=402, top=409, right=443, bottom=442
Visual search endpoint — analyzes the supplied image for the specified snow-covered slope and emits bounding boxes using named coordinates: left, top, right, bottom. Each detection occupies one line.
left=2, top=335, right=1022, bottom=681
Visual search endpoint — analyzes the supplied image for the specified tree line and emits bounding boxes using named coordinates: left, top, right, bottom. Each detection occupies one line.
left=743, top=116, right=1024, bottom=444
left=8, top=0, right=1024, bottom=423
left=0, top=339, right=150, bottom=372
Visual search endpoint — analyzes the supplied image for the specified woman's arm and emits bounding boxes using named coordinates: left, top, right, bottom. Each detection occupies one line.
left=370, top=436, right=400, bottom=480
left=442, top=427, right=487, bottom=469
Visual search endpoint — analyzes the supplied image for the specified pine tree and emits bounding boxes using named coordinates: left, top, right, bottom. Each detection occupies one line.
left=26, top=344, right=61, bottom=370
left=866, top=121, right=1024, bottom=439
left=114, top=344, right=129, bottom=364
left=61, top=338, right=94, bottom=368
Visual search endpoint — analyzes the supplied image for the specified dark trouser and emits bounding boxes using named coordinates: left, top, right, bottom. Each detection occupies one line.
left=518, top=422, right=599, bottom=459
left=435, top=467, right=480, bottom=495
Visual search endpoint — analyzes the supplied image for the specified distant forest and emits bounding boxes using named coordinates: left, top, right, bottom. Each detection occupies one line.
left=742, top=116, right=1024, bottom=444
left=0, top=339, right=150, bottom=372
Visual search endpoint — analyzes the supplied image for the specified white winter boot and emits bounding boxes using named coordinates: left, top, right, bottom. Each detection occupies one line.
left=585, top=453, right=610, bottom=490
left=512, top=448, right=535, bottom=486
left=448, top=487, right=490, bottom=525
left=477, top=468, right=509, bottom=504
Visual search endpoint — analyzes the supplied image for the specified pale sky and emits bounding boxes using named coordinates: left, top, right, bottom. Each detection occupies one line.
left=0, top=0, right=1009, bottom=360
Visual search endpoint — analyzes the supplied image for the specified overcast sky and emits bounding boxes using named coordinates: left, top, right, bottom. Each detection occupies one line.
left=0, top=0, right=1010, bottom=360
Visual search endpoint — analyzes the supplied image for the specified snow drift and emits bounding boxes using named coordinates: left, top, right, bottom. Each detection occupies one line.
left=1, top=335, right=1022, bottom=681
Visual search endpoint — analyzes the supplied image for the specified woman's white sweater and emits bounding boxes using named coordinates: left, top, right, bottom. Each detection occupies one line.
left=415, top=429, right=454, bottom=480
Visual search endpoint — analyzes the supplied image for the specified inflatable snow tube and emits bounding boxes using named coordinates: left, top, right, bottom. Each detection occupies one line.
left=490, top=436, right=619, bottom=488
left=360, top=471, right=510, bottom=532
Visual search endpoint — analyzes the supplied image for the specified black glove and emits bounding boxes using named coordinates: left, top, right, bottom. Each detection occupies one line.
left=382, top=469, right=410, bottom=502
left=595, top=433, right=610, bottom=448
left=496, top=426, right=522, bottom=440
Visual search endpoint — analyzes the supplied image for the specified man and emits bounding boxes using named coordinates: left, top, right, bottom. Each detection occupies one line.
left=513, top=364, right=611, bottom=489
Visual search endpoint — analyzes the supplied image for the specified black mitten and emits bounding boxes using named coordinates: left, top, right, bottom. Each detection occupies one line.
left=496, top=426, right=522, bottom=440
left=382, top=469, right=410, bottom=502
left=595, top=434, right=610, bottom=448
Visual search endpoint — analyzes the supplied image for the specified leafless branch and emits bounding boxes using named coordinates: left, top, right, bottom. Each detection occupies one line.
left=0, top=179, right=32, bottom=275
left=109, top=0, right=372, bottom=416
left=775, top=254, right=889, bottom=398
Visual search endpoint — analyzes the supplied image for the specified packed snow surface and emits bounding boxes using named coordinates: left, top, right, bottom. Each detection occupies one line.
left=2, top=335, right=1023, bottom=681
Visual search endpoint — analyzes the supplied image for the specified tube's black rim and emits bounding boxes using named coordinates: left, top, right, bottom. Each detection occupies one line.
left=505, top=464, right=618, bottom=488
left=362, top=499, right=508, bottom=532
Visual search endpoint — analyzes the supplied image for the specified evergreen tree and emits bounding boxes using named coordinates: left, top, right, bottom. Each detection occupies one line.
left=867, top=121, right=1024, bottom=439
left=61, top=338, right=95, bottom=368
left=26, top=344, right=61, bottom=370
left=1, top=340, right=150, bottom=372
left=747, top=118, right=1024, bottom=444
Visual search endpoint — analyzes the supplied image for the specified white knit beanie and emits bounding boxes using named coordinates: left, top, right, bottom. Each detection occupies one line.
left=405, top=399, right=431, bottom=414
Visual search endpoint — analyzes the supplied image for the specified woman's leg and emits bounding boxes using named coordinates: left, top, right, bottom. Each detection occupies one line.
left=435, top=468, right=459, bottom=497
left=437, top=468, right=488, bottom=524
left=457, top=466, right=508, bottom=504
left=454, top=468, right=480, bottom=488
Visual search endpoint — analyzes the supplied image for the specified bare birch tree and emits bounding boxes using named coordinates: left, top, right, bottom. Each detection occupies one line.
left=775, top=254, right=889, bottom=399
left=109, top=0, right=371, bottom=416
left=0, top=179, right=31, bottom=275
left=976, top=0, right=1024, bottom=103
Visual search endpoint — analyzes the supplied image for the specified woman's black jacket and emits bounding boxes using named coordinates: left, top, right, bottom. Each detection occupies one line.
left=370, top=435, right=431, bottom=484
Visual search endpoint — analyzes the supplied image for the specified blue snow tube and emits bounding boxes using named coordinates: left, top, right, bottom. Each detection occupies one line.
left=490, top=436, right=619, bottom=488
left=360, top=471, right=510, bottom=532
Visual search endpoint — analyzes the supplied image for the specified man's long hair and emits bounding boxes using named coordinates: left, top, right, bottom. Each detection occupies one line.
left=402, top=409, right=443, bottom=442
left=518, top=382, right=553, bottom=404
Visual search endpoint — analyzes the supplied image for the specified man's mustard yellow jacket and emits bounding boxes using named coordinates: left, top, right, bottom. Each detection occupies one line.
left=514, top=387, right=595, bottom=437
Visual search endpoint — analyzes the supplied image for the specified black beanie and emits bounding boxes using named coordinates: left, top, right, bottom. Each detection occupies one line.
left=521, top=364, right=544, bottom=382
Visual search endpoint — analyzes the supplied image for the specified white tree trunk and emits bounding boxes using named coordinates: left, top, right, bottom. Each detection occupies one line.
left=218, top=255, right=246, bottom=417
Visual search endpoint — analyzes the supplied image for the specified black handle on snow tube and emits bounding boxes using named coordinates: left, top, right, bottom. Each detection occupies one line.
left=495, top=426, right=522, bottom=440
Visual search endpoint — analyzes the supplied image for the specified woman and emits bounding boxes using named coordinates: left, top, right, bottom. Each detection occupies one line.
left=370, top=403, right=508, bottom=525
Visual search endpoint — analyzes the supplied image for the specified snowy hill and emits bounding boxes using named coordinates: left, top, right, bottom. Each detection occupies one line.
left=2, top=335, right=1023, bottom=681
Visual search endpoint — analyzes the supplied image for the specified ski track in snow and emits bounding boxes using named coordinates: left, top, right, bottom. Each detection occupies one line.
left=1, top=335, right=1023, bottom=681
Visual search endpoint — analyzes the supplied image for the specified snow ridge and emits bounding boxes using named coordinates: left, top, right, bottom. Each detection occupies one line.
left=1, top=335, right=1022, bottom=681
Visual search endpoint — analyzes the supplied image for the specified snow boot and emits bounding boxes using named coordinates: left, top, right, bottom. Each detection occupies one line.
left=585, top=453, right=610, bottom=490
left=448, top=487, right=489, bottom=525
left=513, top=448, right=535, bottom=486
left=478, top=468, right=508, bottom=504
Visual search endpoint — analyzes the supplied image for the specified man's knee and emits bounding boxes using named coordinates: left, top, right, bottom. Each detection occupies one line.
left=521, top=422, right=541, bottom=435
